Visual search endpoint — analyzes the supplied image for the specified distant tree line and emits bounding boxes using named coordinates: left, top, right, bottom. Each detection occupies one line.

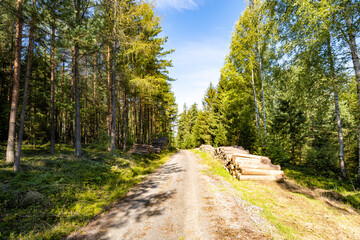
left=0, top=0, right=177, bottom=171
left=177, top=0, right=360, bottom=186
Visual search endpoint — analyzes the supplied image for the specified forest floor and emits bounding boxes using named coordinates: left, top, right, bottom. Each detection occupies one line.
left=0, top=144, right=175, bottom=240
left=69, top=150, right=360, bottom=240
left=2, top=147, right=360, bottom=239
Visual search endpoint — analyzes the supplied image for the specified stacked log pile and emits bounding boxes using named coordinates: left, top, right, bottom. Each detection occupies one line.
left=152, top=137, right=169, bottom=151
left=130, top=137, right=170, bottom=155
left=199, top=145, right=215, bottom=154
left=211, top=146, right=284, bottom=181
left=130, top=144, right=159, bottom=154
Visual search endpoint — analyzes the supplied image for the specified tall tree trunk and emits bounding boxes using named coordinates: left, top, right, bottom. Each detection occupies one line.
left=346, top=13, right=360, bottom=185
left=148, top=104, right=151, bottom=144
left=123, top=91, right=127, bottom=151
left=7, top=25, right=15, bottom=102
left=251, top=68, right=260, bottom=138
left=110, top=0, right=117, bottom=153
left=134, top=97, right=137, bottom=144
left=107, top=44, right=111, bottom=137
left=93, top=55, right=98, bottom=140
left=61, top=51, right=66, bottom=143
left=74, top=41, right=81, bottom=156
left=84, top=61, right=88, bottom=145
left=334, top=90, right=346, bottom=178
left=50, top=18, right=56, bottom=155
left=70, top=46, right=75, bottom=145
left=259, top=54, right=267, bottom=142
left=6, top=0, right=23, bottom=163
left=14, top=0, right=35, bottom=171
left=327, top=36, right=347, bottom=179
left=138, top=98, right=143, bottom=144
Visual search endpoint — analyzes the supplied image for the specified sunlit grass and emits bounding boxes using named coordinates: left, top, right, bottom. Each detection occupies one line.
left=0, top=144, right=175, bottom=240
left=193, top=150, right=360, bottom=240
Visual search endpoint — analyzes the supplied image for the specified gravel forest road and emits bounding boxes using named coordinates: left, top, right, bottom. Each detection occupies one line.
left=68, top=150, right=274, bottom=240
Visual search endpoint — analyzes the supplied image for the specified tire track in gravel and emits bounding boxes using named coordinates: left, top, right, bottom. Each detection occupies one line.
left=67, top=150, right=274, bottom=240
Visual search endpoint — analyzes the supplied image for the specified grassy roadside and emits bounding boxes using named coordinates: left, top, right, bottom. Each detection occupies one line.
left=0, top=144, right=176, bottom=240
left=193, top=150, right=360, bottom=240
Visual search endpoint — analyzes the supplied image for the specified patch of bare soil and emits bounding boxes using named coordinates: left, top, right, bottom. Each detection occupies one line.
left=198, top=165, right=277, bottom=240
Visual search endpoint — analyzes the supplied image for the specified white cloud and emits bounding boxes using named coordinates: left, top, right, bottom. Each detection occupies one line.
left=155, top=0, right=203, bottom=11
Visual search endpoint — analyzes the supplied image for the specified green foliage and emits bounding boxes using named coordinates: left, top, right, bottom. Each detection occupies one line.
left=176, top=104, right=199, bottom=149
left=0, top=144, right=175, bottom=239
left=189, top=0, right=360, bottom=183
left=270, top=99, right=306, bottom=163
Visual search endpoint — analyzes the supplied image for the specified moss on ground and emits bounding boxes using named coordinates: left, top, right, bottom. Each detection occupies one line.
left=0, top=144, right=175, bottom=240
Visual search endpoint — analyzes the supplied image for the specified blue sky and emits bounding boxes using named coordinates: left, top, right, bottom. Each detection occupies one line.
left=154, top=0, right=246, bottom=111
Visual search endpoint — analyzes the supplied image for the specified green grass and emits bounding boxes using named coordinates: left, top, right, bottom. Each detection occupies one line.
left=0, top=144, right=175, bottom=240
left=282, top=164, right=360, bottom=209
left=192, top=150, right=360, bottom=239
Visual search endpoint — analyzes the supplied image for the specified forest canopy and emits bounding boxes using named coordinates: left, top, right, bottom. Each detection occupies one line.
left=1, top=0, right=177, bottom=170
left=176, top=0, right=360, bottom=186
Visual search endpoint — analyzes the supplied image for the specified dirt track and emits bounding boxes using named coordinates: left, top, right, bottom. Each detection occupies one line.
left=67, top=150, right=273, bottom=240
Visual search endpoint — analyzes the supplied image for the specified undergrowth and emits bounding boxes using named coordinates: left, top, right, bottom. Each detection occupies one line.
left=282, top=164, right=360, bottom=209
left=0, top=144, right=175, bottom=240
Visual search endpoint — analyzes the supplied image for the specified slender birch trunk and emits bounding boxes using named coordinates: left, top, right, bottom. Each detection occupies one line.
left=6, top=0, right=23, bottom=163
left=327, top=36, right=347, bottom=179
left=14, top=0, right=35, bottom=171
left=251, top=68, right=260, bottom=138
left=259, top=55, right=267, bottom=142
left=346, top=12, right=360, bottom=185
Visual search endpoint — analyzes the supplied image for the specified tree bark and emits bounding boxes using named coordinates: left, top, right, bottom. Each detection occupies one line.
left=74, top=41, right=82, bottom=156
left=251, top=68, right=260, bottom=138
left=50, top=18, right=56, bottom=155
left=70, top=46, right=75, bottom=145
left=107, top=44, right=111, bottom=137
left=61, top=51, right=66, bottom=143
left=7, top=25, right=15, bottom=103
left=14, top=0, right=35, bottom=171
left=6, top=0, right=23, bottom=163
left=93, top=55, right=98, bottom=140
left=346, top=12, right=360, bottom=185
left=327, top=35, right=347, bottom=179
left=123, top=91, right=127, bottom=151
left=138, top=98, right=143, bottom=144
left=334, top=90, right=346, bottom=178
left=259, top=54, right=267, bottom=142
left=84, top=60, right=88, bottom=145
left=110, top=0, right=117, bottom=153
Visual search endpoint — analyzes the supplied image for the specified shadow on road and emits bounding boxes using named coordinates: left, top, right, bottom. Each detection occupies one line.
left=67, top=156, right=184, bottom=240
